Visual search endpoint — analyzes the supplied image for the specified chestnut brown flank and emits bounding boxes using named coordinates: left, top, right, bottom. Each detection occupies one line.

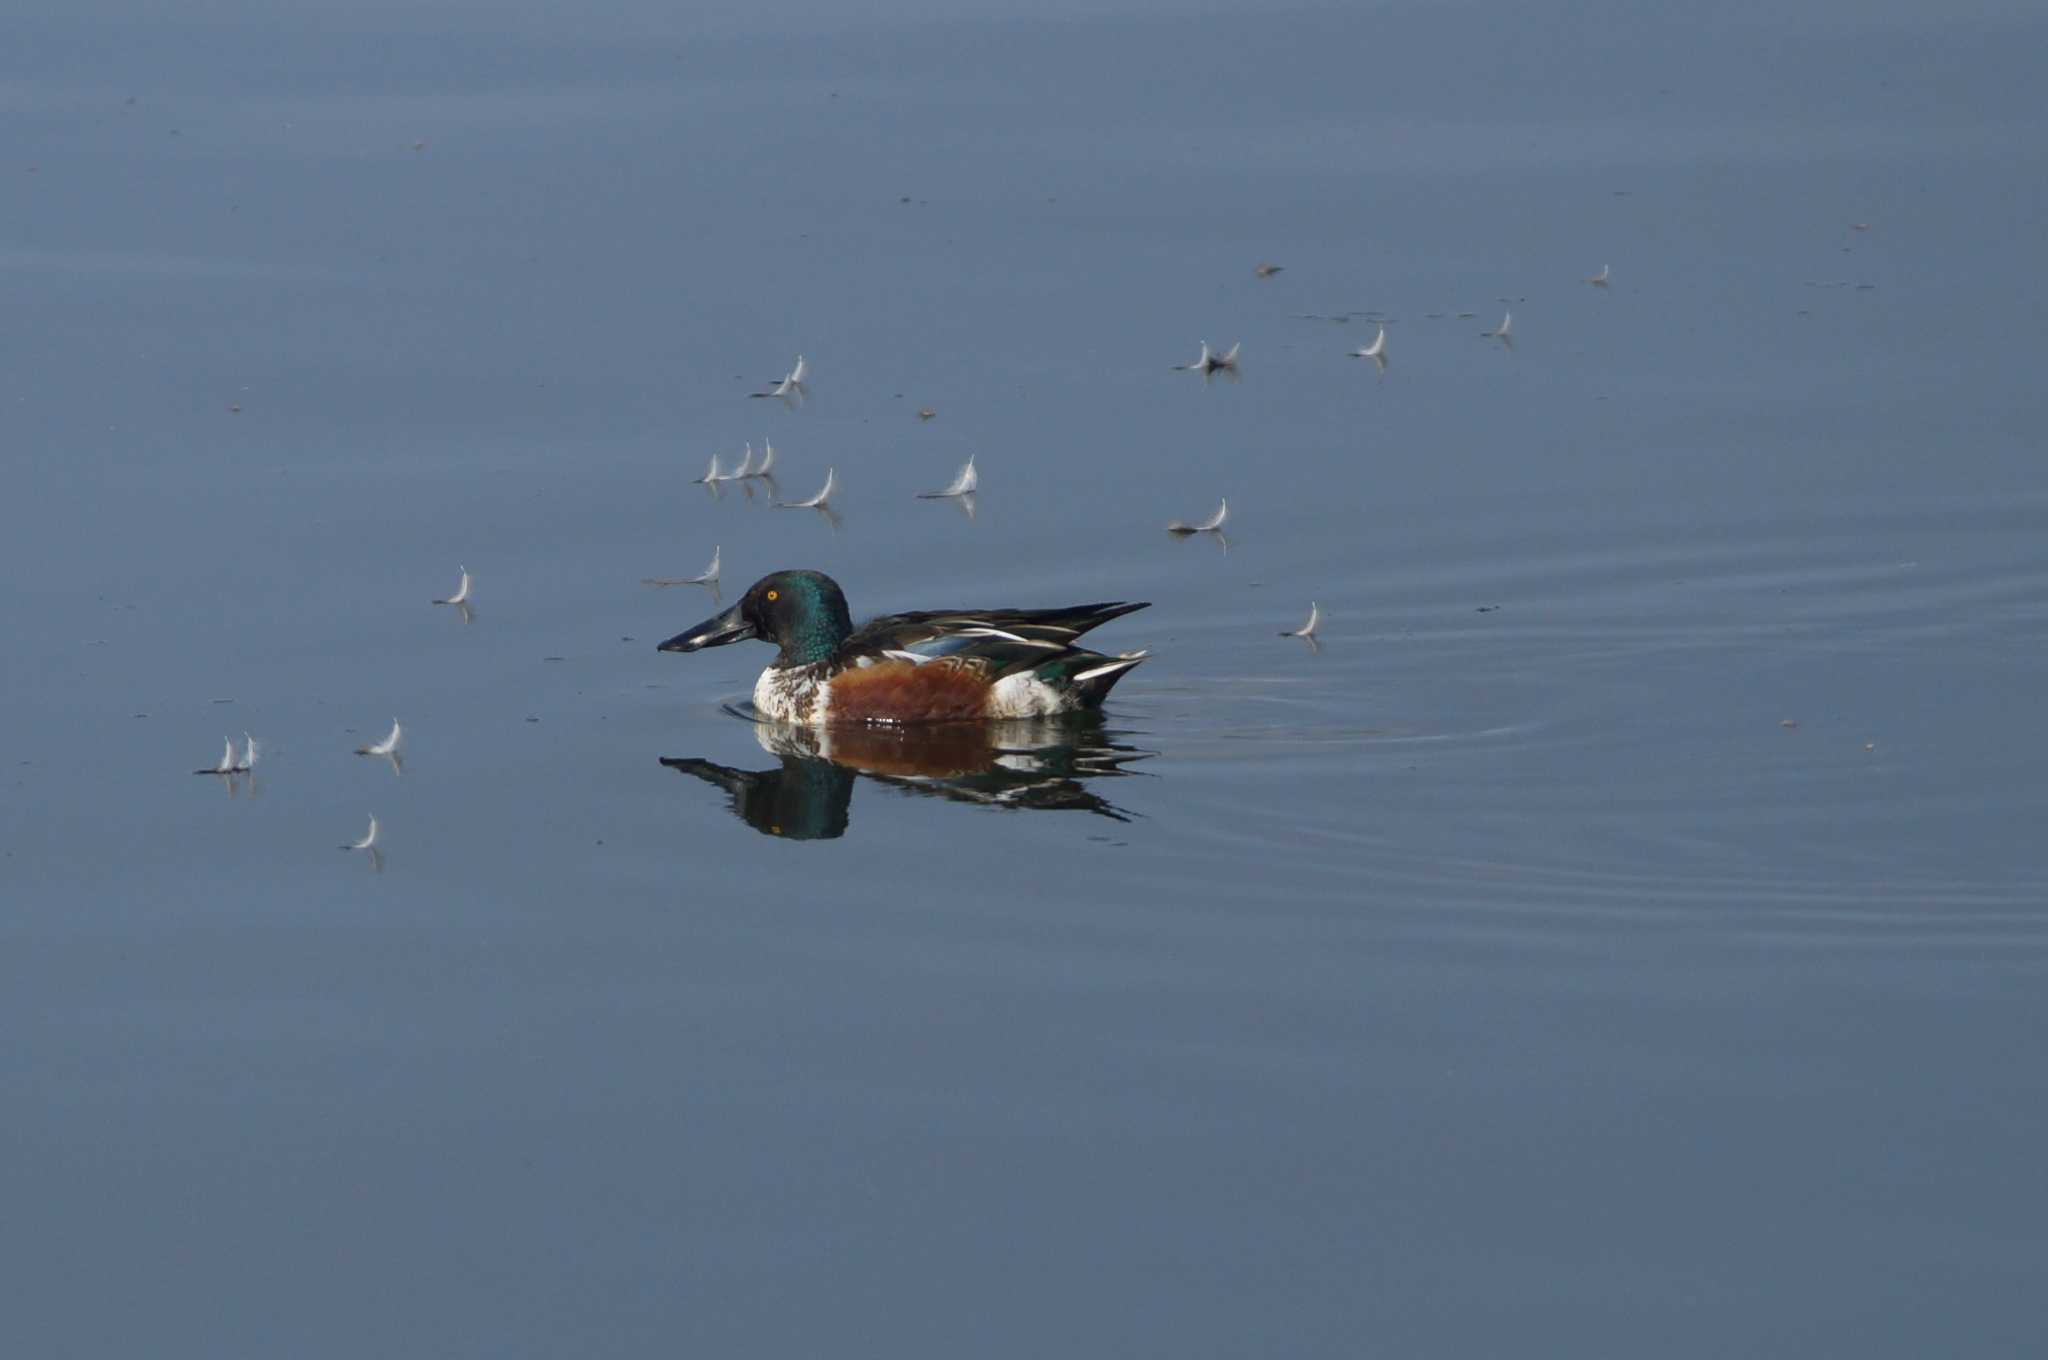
left=828, top=660, right=992, bottom=723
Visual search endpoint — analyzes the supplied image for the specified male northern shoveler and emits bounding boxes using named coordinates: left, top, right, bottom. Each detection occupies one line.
left=657, top=570, right=1150, bottom=725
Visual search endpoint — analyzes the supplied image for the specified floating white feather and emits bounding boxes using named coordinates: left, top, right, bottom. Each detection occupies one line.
left=1167, top=498, right=1229, bottom=534
left=753, top=354, right=808, bottom=399
left=776, top=467, right=836, bottom=510
left=691, top=546, right=720, bottom=585
left=1282, top=603, right=1320, bottom=638
left=1174, top=340, right=1241, bottom=373
left=434, top=565, right=471, bottom=606
left=355, top=718, right=402, bottom=758
left=917, top=456, right=978, bottom=499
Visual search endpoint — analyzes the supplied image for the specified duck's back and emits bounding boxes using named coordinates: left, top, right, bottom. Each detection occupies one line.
left=818, top=600, right=1152, bottom=722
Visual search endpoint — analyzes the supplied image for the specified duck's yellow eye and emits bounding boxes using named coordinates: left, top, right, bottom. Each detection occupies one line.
left=765, top=589, right=778, bottom=602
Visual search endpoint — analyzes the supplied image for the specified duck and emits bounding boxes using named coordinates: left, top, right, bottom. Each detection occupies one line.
left=658, top=570, right=1150, bottom=724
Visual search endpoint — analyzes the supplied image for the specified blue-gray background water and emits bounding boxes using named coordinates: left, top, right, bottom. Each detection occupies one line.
left=6, top=0, right=2046, bottom=1353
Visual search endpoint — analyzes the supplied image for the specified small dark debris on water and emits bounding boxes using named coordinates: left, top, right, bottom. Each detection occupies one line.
left=526, top=716, right=540, bottom=723
left=1780, top=719, right=1799, bottom=729
left=1474, top=605, right=1500, bottom=613
left=211, top=697, right=236, bottom=704
left=543, top=656, right=565, bottom=662
left=620, top=636, right=635, bottom=643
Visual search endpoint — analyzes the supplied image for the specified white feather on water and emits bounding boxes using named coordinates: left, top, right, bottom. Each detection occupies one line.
left=1167, top=498, right=1229, bottom=534
left=917, top=456, right=978, bottom=499
left=776, top=467, right=836, bottom=510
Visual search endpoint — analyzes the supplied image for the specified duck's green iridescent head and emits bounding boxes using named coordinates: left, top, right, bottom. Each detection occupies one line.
left=657, top=570, right=853, bottom=667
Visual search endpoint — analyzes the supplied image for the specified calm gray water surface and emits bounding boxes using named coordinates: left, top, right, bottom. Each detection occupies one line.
left=6, top=1, right=2047, bottom=1354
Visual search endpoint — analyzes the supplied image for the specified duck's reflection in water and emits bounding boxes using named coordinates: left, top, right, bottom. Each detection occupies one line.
left=662, top=718, right=1154, bottom=839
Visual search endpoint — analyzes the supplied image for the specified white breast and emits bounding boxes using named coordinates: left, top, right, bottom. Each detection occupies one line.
left=754, top=665, right=829, bottom=724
